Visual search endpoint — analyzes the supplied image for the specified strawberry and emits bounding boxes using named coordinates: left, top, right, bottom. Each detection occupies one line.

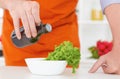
left=97, top=44, right=106, bottom=51
left=98, top=51, right=104, bottom=56
left=89, top=40, right=113, bottom=59
left=97, top=40, right=102, bottom=47
left=103, top=49, right=109, bottom=54
left=102, top=41, right=109, bottom=47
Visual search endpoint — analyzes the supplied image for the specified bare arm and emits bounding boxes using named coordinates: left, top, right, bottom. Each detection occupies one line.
left=89, top=4, right=120, bottom=74
left=105, top=4, right=120, bottom=45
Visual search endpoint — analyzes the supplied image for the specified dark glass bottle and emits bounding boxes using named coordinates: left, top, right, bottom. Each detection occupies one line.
left=11, top=23, right=52, bottom=48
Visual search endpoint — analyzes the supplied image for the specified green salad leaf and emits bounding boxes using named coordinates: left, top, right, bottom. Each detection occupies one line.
left=46, top=41, right=81, bottom=73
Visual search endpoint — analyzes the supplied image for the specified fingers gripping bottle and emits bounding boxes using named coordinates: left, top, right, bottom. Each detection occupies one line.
left=11, top=23, right=52, bottom=48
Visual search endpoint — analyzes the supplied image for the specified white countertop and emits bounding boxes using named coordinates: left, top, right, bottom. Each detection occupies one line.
left=0, top=62, right=119, bottom=79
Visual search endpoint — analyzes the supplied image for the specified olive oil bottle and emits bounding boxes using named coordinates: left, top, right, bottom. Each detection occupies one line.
left=11, top=23, right=52, bottom=48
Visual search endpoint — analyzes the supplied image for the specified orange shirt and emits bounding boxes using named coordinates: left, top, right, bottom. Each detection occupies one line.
left=2, top=0, right=80, bottom=66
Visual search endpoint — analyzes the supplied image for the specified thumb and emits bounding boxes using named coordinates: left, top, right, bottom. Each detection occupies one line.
left=89, top=57, right=105, bottom=73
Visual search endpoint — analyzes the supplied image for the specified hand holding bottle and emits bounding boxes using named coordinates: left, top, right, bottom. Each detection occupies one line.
left=4, top=0, right=41, bottom=39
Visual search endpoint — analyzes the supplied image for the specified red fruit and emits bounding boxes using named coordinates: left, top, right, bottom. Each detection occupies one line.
left=103, top=49, right=109, bottom=54
left=91, top=40, right=113, bottom=57
left=97, top=41, right=102, bottom=47
left=98, top=51, right=104, bottom=56
left=102, top=41, right=109, bottom=47
left=107, top=46, right=112, bottom=51
left=97, top=44, right=106, bottom=51
left=109, top=42, right=113, bottom=47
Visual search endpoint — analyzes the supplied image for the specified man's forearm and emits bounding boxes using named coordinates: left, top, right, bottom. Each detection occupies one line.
left=105, top=4, right=120, bottom=46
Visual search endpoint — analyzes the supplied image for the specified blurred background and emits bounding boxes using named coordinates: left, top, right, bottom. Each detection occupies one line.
left=0, top=0, right=112, bottom=65
left=77, top=0, right=112, bottom=62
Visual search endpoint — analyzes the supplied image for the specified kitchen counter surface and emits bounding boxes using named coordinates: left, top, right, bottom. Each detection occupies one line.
left=0, top=62, right=119, bottom=79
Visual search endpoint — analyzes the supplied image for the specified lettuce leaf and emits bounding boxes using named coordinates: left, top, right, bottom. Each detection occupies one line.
left=46, top=41, right=80, bottom=73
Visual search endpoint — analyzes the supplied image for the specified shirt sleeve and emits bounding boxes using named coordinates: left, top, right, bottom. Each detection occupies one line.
left=100, top=0, right=120, bottom=14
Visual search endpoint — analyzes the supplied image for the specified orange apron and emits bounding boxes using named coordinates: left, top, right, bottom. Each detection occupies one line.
left=2, top=0, right=80, bottom=66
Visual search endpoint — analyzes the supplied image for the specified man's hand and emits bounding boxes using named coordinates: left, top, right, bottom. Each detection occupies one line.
left=89, top=50, right=120, bottom=74
left=5, top=0, right=41, bottom=39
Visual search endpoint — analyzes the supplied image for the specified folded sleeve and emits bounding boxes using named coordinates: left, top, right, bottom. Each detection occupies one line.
left=100, top=0, right=120, bottom=14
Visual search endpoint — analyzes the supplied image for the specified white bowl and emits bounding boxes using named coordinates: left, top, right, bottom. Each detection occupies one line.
left=25, top=58, right=67, bottom=75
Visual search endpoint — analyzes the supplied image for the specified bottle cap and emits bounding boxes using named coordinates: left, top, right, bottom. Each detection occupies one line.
left=45, top=23, right=52, bottom=32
